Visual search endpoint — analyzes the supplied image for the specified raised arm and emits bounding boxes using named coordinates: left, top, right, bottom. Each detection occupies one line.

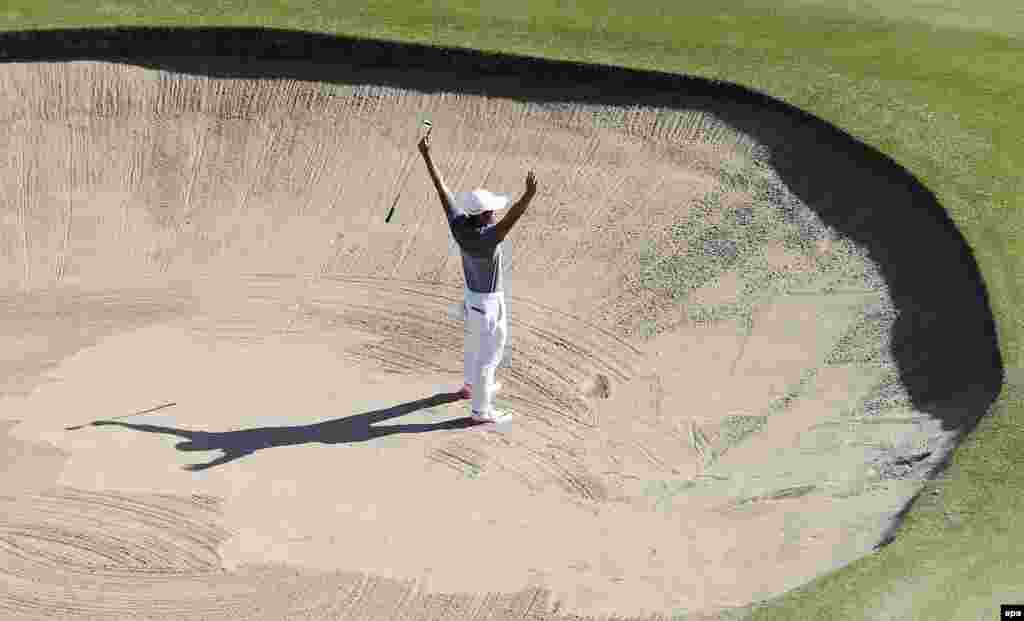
left=418, top=134, right=456, bottom=218
left=494, top=171, right=537, bottom=242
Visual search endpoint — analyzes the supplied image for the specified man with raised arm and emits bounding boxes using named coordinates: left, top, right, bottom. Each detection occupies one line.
left=418, top=132, right=537, bottom=424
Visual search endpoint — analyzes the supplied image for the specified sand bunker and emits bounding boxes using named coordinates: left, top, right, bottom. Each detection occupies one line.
left=0, top=61, right=952, bottom=619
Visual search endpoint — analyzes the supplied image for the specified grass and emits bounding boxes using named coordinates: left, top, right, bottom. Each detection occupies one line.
left=637, top=149, right=815, bottom=318
left=643, top=479, right=696, bottom=513
left=718, top=414, right=768, bottom=450
left=2, top=1, right=1022, bottom=620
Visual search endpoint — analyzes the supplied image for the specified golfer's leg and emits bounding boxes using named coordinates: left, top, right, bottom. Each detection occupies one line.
left=468, top=303, right=490, bottom=410
left=470, top=349, right=498, bottom=414
left=470, top=301, right=507, bottom=415
left=463, top=302, right=478, bottom=388
left=496, top=297, right=508, bottom=368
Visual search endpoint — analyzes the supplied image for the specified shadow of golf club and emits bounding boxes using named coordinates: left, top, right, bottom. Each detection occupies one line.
left=4, top=27, right=1005, bottom=550
left=0, top=26, right=1001, bottom=436
left=76, top=391, right=479, bottom=471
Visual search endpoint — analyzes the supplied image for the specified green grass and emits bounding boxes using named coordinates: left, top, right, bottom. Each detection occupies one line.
left=3, top=1, right=1022, bottom=620
left=763, top=0, right=1024, bottom=41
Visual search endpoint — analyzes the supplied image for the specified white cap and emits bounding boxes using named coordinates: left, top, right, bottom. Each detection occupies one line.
left=455, top=189, right=510, bottom=216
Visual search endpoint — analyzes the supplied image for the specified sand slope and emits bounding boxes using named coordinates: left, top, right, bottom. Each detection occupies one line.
left=0, top=61, right=953, bottom=619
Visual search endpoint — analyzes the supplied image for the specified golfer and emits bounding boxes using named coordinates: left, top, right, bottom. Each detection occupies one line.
left=418, top=132, right=537, bottom=423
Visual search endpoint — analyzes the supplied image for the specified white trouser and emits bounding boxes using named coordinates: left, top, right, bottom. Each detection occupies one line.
left=463, top=287, right=507, bottom=415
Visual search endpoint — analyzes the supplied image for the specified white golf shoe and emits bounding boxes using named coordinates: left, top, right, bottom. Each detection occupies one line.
left=471, top=409, right=516, bottom=424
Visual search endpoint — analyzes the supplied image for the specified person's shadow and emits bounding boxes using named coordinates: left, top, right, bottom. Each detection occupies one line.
left=71, top=392, right=480, bottom=471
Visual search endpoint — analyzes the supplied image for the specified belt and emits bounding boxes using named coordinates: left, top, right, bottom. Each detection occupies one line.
left=470, top=306, right=484, bottom=314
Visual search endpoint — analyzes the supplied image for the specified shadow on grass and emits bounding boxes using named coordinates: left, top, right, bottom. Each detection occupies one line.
left=70, top=391, right=479, bottom=471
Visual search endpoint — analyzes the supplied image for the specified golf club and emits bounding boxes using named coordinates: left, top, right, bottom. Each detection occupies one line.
left=385, top=120, right=432, bottom=223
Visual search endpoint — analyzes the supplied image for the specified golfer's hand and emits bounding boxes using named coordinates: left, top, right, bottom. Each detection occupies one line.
left=525, top=171, right=538, bottom=196
left=418, top=134, right=431, bottom=156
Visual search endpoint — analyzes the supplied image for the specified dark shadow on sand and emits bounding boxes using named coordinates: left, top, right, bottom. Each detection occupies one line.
left=73, top=391, right=479, bottom=471
left=0, top=26, right=1002, bottom=436
left=3, top=26, right=1006, bottom=543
